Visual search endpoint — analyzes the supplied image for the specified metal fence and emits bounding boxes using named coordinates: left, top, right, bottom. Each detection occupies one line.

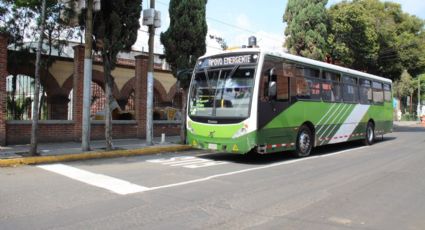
left=6, top=75, right=47, bottom=120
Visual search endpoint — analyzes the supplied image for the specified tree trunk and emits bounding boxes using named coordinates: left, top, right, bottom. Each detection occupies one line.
left=30, top=0, right=46, bottom=156
left=180, top=88, right=187, bottom=144
left=103, top=55, right=114, bottom=151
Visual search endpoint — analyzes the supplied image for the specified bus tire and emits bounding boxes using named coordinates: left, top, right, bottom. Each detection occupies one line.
left=364, top=121, right=375, bottom=145
left=294, top=125, right=313, bottom=158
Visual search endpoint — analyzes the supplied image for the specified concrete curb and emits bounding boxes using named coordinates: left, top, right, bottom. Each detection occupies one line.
left=0, top=145, right=193, bottom=167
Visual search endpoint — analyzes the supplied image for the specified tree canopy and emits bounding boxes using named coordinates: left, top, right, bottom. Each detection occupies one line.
left=328, top=0, right=425, bottom=80
left=160, top=0, right=208, bottom=88
left=90, top=0, right=141, bottom=70
left=80, top=0, right=142, bottom=150
left=283, top=0, right=425, bottom=81
left=283, top=0, right=329, bottom=60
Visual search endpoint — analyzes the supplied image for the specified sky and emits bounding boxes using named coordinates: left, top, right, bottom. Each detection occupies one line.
left=133, top=0, right=425, bottom=56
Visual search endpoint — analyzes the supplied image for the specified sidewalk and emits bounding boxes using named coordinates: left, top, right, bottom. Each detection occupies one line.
left=0, top=136, right=192, bottom=167
left=393, top=120, right=424, bottom=127
left=1, top=121, right=422, bottom=167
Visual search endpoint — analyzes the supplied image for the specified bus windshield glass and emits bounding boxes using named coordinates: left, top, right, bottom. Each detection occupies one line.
left=188, top=66, right=255, bottom=119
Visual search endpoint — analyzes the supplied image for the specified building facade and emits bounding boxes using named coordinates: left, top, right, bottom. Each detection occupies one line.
left=0, top=34, right=183, bottom=145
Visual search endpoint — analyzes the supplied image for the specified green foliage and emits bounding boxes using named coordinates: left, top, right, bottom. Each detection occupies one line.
left=160, top=0, right=208, bottom=89
left=2, top=0, right=78, bottom=66
left=394, top=70, right=415, bottom=98
left=90, top=0, right=142, bottom=70
left=328, top=1, right=379, bottom=71
left=283, top=0, right=328, bottom=60
left=418, top=74, right=425, bottom=101
left=327, top=0, right=425, bottom=80
left=6, top=95, right=32, bottom=120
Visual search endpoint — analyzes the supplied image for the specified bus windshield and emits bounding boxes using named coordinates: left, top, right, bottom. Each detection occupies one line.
left=188, top=66, right=255, bottom=119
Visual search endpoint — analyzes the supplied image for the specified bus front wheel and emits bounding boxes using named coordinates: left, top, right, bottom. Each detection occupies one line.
left=364, top=121, right=375, bottom=145
left=294, top=125, right=313, bottom=158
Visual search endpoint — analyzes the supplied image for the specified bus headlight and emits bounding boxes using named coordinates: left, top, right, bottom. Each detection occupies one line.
left=232, top=124, right=248, bottom=139
left=187, top=121, right=195, bottom=134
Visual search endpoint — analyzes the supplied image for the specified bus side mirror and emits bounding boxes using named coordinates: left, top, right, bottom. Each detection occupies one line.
left=268, top=81, right=277, bottom=98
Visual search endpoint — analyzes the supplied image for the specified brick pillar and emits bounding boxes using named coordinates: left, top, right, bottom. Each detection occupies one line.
left=73, top=45, right=85, bottom=141
left=135, top=55, right=148, bottom=138
left=0, top=33, right=8, bottom=145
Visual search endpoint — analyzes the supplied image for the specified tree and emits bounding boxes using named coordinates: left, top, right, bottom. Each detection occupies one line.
left=86, top=0, right=142, bottom=150
left=283, top=0, right=328, bottom=60
left=160, top=0, right=208, bottom=86
left=327, top=0, right=425, bottom=80
left=419, top=74, right=425, bottom=103
left=29, top=0, right=46, bottom=156
left=7, top=0, right=49, bottom=156
left=394, top=70, right=415, bottom=113
left=327, top=1, right=379, bottom=71
left=2, top=0, right=77, bottom=155
left=160, top=0, right=208, bottom=143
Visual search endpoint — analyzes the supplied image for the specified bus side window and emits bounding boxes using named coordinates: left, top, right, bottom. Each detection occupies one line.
left=260, top=71, right=270, bottom=101
left=383, top=84, right=391, bottom=102
left=322, top=71, right=342, bottom=102
left=359, top=79, right=372, bottom=104
left=297, top=67, right=320, bottom=100
left=271, top=65, right=289, bottom=101
left=342, top=75, right=359, bottom=103
left=276, top=76, right=289, bottom=101
left=261, top=60, right=289, bottom=102
left=372, top=81, right=384, bottom=104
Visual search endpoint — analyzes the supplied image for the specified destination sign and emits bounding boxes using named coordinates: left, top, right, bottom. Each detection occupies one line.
left=198, top=53, right=258, bottom=68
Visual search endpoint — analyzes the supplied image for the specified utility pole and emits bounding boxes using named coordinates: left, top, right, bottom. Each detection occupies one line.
left=146, top=0, right=155, bottom=146
left=418, top=78, right=421, bottom=121
left=82, top=0, right=93, bottom=151
left=142, top=0, right=161, bottom=145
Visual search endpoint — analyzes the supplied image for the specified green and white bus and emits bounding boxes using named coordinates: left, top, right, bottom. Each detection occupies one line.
left=186, top=42, right=393, bottom=157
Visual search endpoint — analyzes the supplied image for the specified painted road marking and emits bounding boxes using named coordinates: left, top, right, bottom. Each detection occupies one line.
left=38, top=164, right=149, bottom=195
left=38, top=146, right=366, bottom=195
left=147, top=146, right=367, bottom=191
left=146, top=156, right=228, bottom=168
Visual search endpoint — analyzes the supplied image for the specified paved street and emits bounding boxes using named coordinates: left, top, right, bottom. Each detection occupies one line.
left=1, top=124, right=425, bottom=229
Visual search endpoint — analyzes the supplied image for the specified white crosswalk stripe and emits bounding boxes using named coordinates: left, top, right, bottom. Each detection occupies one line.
left=146, top=156, right=228, bottom=168
left=38, top=164, right=149, bottom=195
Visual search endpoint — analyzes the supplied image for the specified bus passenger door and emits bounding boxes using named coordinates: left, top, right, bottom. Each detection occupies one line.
left=257, top=65, right=291, bottom=148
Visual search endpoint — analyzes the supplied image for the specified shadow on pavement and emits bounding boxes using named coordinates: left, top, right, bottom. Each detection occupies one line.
left=199, top=136, right=394, bottom=165
left=393, top=125, right=425, bottom=133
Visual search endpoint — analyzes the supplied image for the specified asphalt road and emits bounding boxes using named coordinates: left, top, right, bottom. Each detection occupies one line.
left=1, top=124, right=424, bottom=230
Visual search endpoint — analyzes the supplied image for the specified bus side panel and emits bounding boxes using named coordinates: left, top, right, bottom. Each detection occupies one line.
left=318, top=102, right=393, bottom=145
left=362, top=102, right=394, bottom=134
left=256, top=101, right=393, bottom=151
left=257, top=101, right=337, bottom=153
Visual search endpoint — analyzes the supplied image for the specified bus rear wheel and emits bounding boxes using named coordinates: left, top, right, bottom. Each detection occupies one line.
left=294, top=125, right=313, bottom=158
left=364, top=121, right=375, bottom=145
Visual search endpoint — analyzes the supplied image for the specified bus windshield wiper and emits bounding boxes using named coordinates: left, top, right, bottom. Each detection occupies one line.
left=218, top=65, right=240, bottom=107
left=203, top=68, right=213, bottom=94
left=228, top=65, right=240, bottom=79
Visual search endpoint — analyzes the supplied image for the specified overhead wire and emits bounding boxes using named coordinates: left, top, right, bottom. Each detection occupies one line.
left=154, top=0, right=284, bottom=45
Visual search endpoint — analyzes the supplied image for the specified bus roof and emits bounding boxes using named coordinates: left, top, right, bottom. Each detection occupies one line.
left=201, top=48, right=392, bottom=84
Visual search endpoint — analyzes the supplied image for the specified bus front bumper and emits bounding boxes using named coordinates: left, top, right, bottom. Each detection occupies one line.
left=187, top=132, right=256, bottom=154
